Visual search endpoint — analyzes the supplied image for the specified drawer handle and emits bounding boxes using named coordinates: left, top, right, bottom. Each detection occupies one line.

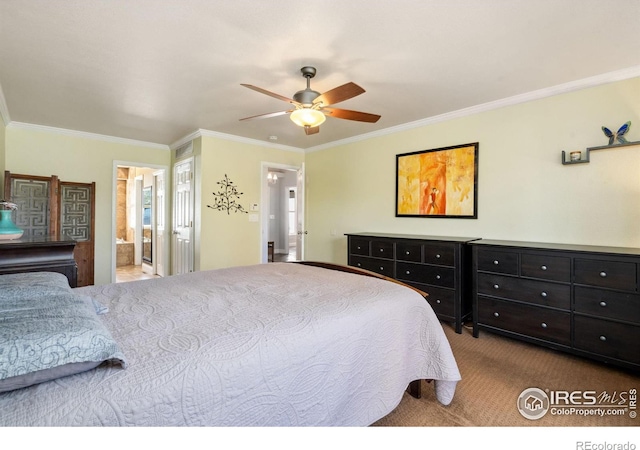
left=541, top=322, right=547, bottom=328
left=599, top=271, right=607, bottom=278
left=541, top=291, right=548, bottom=298
left=436, top=299, right=441, bottom=304
left=435, top=275, right=441, bottom=280
left=493, top=260, right=499, bottom=265
left=379, top=266, right=384, bottom=271
left=599, top=335, right=607, bottom=342
left=541, top=265, right=547, bottom=271
left=436, top=254, right=441, bottom=259
left=357, top=246, right=361, bottom=250
left=405, top=251, right=410, bottom=255
left=599, top=301, right=607, bottom=307
left=493, top=284, right=500, bottom=289
left=406, top=270, right=411, bottom=275
left=493, top=312, right=500, bottom=317
left=380, top=248, right=384, bottom=252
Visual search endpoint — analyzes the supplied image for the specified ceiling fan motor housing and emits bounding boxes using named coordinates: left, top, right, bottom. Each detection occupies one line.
left=293, top=89, right=321, bottom=105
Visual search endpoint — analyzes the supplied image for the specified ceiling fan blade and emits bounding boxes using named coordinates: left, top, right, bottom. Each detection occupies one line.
left=239, top=110, right=292, bottom=121
left=240, top=84, right=296, bottom=104
left=304, top=126, right=320, bottom=135
left=323, top=107, right=381, bottom=123
left=313, top=82, right=365, bottom=106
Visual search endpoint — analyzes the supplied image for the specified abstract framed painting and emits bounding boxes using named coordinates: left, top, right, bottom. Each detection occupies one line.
left=396, top=142, right=479, bottom=218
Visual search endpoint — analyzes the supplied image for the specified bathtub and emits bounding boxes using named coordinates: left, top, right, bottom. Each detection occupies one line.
left=116, top=240, right=135, bottom=267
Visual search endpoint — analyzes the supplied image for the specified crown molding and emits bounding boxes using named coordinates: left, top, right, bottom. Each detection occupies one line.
left=305, top=66, right=640, bottom=153
left=6, top=121, right=170, bottom=150
left=171, top=128, right=304, bottom=153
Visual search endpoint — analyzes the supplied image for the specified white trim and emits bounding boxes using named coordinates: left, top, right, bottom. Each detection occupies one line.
left=7, top=121, right=170, bottom=150
left=0, top=84, right=10, bottom=126
left=171, top=128, right=305, bottom=153
left=304, top=66, right=640, bottom=153
left=170, top=130, right=202, bottom=150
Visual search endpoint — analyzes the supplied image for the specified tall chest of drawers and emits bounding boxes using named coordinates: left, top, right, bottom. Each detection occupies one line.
left=471, top=240, right=640, bottom=371
left=345, top=233, right=478, bottom=333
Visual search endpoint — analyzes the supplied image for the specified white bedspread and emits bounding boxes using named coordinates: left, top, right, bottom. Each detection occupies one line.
left=0, top=263, right=460, bottom=426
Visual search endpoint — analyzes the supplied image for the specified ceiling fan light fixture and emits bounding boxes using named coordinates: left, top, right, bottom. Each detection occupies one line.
left=290, top=107, right=326, bottom=128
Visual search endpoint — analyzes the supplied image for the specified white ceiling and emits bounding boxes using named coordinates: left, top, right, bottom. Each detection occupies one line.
left=1, top=0, right=639, bottom=151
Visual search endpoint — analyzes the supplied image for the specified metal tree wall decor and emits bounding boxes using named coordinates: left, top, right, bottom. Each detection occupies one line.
left=207, top=174, right=248, bottom=214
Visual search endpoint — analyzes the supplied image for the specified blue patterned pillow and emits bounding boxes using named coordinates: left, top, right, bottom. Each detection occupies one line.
left=0, top=272, right=108, bottom=315
left=0, top=285, right=126, bottom=392
left=0, top=271, right=72, bottom=303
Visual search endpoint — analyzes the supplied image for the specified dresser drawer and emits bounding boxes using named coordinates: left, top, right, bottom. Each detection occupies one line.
left=478, top=297, right=570, bottom=346
left=424, top=285, right=455, bottom=317
left=406, top=281, right=456, bottom=317
left=574, top=287, right=640, bottom=325
left=371, top=241, right=394, bottom=259
left=574, top=315, right=640, bottom=365
left=396, top=242, right=422, bottom=262
left=423, top=243, right=455, bottom=266
left=349, top=256, right=394, bottom=276
left=477, top=273, right=570, bottom=310
left=349, top=238, right=370, bottom=256
left=574, top=259, right=637, bottom=291
left=397, top=262, right=455, bottom=288
left=476, top=249, right=518, bottom=275
left=521, top=253, right=570, bottom=282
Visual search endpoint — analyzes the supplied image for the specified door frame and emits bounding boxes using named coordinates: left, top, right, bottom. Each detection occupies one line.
left=260, top=161, right=304, bottom=263
left=111, top=161, right=170, bottom=283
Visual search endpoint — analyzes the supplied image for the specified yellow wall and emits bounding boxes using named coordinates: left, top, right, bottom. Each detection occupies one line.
left=5, top=126, right=171, bottom=285
left=197, top=134, right=304, bottom=270
left=305, top=77, right=640, bottom=264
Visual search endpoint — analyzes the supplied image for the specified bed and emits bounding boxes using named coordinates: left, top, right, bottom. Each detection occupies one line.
left=0, top=262, right=461, bottom=426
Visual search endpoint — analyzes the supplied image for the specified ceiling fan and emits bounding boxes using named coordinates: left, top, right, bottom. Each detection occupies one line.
left=239, top=66, right=381, bottom=135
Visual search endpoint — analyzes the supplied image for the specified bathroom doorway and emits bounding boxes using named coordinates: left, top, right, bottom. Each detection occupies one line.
left=112, top=162, right=169, bottom=283
left=261, top=162, right=304, bottom=263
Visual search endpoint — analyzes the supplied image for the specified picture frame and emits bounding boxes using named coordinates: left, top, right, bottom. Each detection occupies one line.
left=396, top=142, right=479, bottom=218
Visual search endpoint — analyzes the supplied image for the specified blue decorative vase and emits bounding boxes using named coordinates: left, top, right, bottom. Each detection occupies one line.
left=0, top=209, right=24, bottom=240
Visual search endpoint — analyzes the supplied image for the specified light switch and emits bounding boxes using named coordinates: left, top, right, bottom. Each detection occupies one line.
left=248, top=214, right=258, bottom=222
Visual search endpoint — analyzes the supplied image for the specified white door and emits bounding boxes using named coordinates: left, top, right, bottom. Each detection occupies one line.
left=172, top=158, right=194, bottom=275
left=153, top=170, right=166, bottom=277
left=295, top=163, right=305, bottom=261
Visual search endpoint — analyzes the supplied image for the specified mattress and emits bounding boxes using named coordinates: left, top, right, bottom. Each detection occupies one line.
left=0, top=262, right=461, bottom=426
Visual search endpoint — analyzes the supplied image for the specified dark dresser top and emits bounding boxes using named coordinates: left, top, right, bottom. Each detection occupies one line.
left=470, top=239, right=640, bottom=257
left=345, top=232, right=480, bottom=243
left=0, top=236, right=77, bottom=249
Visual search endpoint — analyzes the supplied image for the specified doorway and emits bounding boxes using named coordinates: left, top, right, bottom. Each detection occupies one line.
left=261, top=162, right=304, bottom=263
left=112, top=162, right=169, bottom=283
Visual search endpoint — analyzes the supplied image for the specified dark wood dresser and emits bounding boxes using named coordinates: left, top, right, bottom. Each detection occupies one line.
left=345, top=233, right=478, bottom=333
left=471, top=239, right=640, bottom=371
left=0, top=236, right=78, bottom=287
